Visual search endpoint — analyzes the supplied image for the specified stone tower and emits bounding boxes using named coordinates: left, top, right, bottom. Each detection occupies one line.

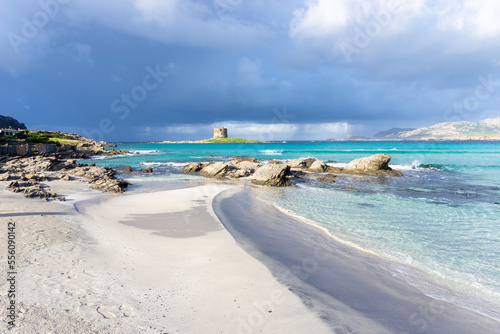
left=213, top=127, right=228, bottom=139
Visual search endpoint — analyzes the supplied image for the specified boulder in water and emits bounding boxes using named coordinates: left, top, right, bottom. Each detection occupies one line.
left=252, top=164, right=293, bottom=187
left=344, top=154, right=403, bottom=177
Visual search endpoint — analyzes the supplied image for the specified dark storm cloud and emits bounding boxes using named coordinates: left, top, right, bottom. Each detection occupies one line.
left=1, top=0, right=500, bottom=141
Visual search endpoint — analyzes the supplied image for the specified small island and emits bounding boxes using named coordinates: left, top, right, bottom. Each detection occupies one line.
left=160, top=127, right=266, bottom=144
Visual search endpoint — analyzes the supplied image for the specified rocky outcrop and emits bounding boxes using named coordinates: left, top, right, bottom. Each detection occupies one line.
left=7, top=181, right=57, bottom=200
left=0, top=156, right=129, bottom=198
left=345, top=154, right=391, bottom=171
left=179, top=162, right=204, bottom=173
left=178, top=153, right=403, bottom=187
left=344, top=154, right=403, bottom=177
left=289, top=158, right=316, bottom=169
left=235, top=161, right=260, bottom=174
left=199, top=162, right=229, bottom=178
left=308, top=160, right=327, bottom=173
left=251, top=164, right=293, bottom=187
left=1, top=130, right=130, bottom=159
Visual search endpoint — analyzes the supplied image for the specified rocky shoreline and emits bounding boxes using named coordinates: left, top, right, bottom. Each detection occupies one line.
left=179, top=154, right=403, bottom=187
left=0, top=135, right=132, bottom=200
left=0, top=156, right=129, bottom=200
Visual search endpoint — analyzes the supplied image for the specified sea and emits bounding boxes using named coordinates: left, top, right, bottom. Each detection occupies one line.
left=83, top=141, right=500, bottom=320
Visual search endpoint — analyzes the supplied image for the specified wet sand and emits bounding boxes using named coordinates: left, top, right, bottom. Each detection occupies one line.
left=213, top=187, right=500, bottom=333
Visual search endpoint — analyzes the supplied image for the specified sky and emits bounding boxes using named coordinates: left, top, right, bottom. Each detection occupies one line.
left=1, top=0, right=500, bottom=141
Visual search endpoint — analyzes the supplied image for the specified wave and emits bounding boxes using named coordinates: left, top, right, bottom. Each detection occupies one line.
left=129, top=149, right=162, bottom=155
left=91, top=154, right=133, bottom=160
left=140, top=161, right=187, bottom=168
left=260, top=149, right=283, bottom=155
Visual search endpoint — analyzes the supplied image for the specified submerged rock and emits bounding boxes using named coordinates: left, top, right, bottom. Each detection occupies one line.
left=325, top=166, right=344, bottom=174
left=317, top=174, right=337, bottom=183
left=251, top=164, right=293, bottom=187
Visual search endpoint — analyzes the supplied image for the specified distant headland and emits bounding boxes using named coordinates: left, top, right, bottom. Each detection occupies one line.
left=336, top=117, right=500, bottom=141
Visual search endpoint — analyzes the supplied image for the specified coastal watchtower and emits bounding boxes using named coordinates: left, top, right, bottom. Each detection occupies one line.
left=213, top=127, right=228, bottom=139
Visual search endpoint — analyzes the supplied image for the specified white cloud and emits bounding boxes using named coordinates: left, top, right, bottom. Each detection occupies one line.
left=290, top=0, right=500, bottom=41
left=289, top=0, right=350, bottom=40
left=287, top=0, right=500, bottom=71
left=455, top=0, right=500, bottom=37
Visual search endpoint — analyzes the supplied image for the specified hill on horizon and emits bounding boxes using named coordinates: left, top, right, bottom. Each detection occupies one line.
left=0, top=115, right=27, bottom=130
left=374, top=128, right=415, bottom=138
left=378, top=117, right=500, bottom=139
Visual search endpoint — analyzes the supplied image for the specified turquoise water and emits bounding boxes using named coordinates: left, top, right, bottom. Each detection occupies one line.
left=87, top=141, right=500, bottom=316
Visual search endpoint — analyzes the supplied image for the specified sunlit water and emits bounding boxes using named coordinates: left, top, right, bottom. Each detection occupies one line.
left=84, top=141, right=500, bottom=318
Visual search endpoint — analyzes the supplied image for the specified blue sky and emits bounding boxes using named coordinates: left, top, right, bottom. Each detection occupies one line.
left=1, top=0, right=500, bottom=141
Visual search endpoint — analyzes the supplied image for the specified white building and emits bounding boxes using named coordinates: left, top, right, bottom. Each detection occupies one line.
left=0, top=128, right=22, bottom=136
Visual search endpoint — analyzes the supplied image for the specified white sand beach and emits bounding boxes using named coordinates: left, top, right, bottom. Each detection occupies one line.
left=0, top=180, right=332, bottom=333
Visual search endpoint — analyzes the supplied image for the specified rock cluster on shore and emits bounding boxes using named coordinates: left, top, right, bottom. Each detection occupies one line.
left=0, top=131, right=129, bottom=161
left=180, top=154, right=403, bottom=187
left=1, top=130, right=133, bottom=199
left=0, top=156, right=129, bottom=200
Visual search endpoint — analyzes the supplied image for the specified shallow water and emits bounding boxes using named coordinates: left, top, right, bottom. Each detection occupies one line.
left=213, top=187, right=500, bottom=333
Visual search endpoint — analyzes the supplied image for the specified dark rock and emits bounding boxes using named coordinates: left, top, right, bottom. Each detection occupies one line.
left=123, top=166, right=133, bottom=172
left=338, top=187, right=356, bottom=191
left=317, top=176, right=336, bottom=183
left=141, top=168, right=153, bottom=173
left=290, top=170, right=314, bottom=179
left=7, top=181, right=19, bottom=188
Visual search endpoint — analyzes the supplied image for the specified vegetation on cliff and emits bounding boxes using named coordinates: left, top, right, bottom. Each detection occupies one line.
left=7, top=131, right=78, bottom=145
